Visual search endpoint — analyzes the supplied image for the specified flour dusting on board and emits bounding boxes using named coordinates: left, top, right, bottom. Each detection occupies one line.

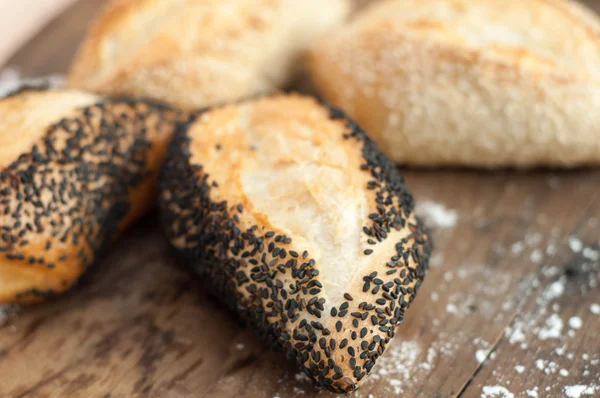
left=368, top=340, right=421, bottom=394
left=481, top=385, right=514, bottom=397
left=564, top=385, right=600, bottom=397
left=414, top=201, right=458, bottom=229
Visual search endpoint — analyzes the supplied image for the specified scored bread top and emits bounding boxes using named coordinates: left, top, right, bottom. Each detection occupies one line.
left=68, top=0, right=350, bottom=109
left=159, top=94, right=430, bottom=393
left=186, top=95, right=381, bottom=303
left=307, top=0, right=600, bottom=167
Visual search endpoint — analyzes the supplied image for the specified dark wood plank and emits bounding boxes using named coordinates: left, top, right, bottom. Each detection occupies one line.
left=0, top=1, right=599, bottom=397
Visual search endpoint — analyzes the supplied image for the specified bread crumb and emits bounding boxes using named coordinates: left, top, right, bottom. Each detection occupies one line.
left=591, top=304, right=600, bottom=315
left=514, top=365, right=525, bottom=374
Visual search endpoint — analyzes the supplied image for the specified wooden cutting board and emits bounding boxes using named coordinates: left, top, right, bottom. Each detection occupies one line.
left=1, top=1, right=599, bottom=397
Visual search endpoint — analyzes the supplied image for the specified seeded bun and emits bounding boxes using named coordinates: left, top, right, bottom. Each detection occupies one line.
left=68, top=0, right=350, bottom=109
left=0, top=88, right=183, bottom=304
left=158, top=94, right=431, bottom=393
left=307, top=0, right=600, bottom=167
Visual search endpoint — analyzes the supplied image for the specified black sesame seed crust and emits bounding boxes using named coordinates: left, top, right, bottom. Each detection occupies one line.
left=158, top=95, right=431, bottom=394
left=0, top=88, right=185, bottom=303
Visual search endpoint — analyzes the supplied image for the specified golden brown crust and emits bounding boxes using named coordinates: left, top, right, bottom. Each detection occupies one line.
left=0, top=88, right=184, bottom=303
left=158, top=94, right=430, bottom=393
left=308, top=0, right=600, bottom=167
left=68, top=0, right=350, bottom=109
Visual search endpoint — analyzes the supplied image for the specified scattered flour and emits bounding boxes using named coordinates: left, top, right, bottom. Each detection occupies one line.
left=582, top=247, right=599, bottom=261
left=429, top=252, right=444, bottom=268
left=368, top=340, right=421, bottom=395
left=525, top=386, right=539, bottom=397
left=542, top=279, right=565, bottom=301
left=514, top=365, right=525, bottom=374
left=564, top=385, right=599, bottom=398
left=535, top=359, right=546, bottom=370
left=481, top=385, right=514, bottom=398
left=294, top=372, right=310, bottom=383
left=446, top=303, right=458, bottom=315
left=568, top=316, right=582, bottom=329
left=506, top=323, right=526, bottom=345
left=568, top=236, right=583, bottom=253
left=511, top=241, right=525, bottom=255
left=537, top=314, right=563, bottom=340
left=591, top=304, right=600, bottom=315
left=414, top=201, right=457, bottom=229
left=476, top=349, right=487, bottom=363
left=235, top=343, right=245, bottom=350
left=530, top=249, right=543, bottom=264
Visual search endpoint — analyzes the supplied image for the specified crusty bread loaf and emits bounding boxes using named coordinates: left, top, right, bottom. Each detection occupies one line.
left=308, top=0, right=600, bottom=167
left=68, top=0, right=349, bottom=109
left=158, top=94, right=431, bottom=393
left=0, top=87, right=183, bottom=303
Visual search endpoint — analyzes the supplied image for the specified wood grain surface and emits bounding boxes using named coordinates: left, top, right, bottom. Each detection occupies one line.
left=1, top=1, right=600, bottom=397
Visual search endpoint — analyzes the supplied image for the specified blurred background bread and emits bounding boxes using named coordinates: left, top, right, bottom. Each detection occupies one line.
left=68, top=0, right=349, bottom=109
left=308, top=0, right=600, bottom=168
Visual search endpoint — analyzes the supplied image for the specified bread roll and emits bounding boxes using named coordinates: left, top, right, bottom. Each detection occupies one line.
left=68, top=0, right=349, bottom=109
left=158, top=94, right=431, bottom=393
left=0, top=87, right=183, bottom=304
left=308, top=0, right=600, bottom=167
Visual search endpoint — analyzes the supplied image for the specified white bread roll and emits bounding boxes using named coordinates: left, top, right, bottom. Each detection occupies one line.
left=68, top=0, right=349, bottom=109
left=158, top=94, right=431, bottom=393
left=308, top=0, right=600, bottom=168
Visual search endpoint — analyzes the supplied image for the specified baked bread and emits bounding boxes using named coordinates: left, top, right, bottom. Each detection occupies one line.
left=68, top=0, right=349, bottom=109
left=308, top=0, right=600, bottom=167
left=0, top=87, right=183, bottom=304
left=158, top=94, right=431, bottom=393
